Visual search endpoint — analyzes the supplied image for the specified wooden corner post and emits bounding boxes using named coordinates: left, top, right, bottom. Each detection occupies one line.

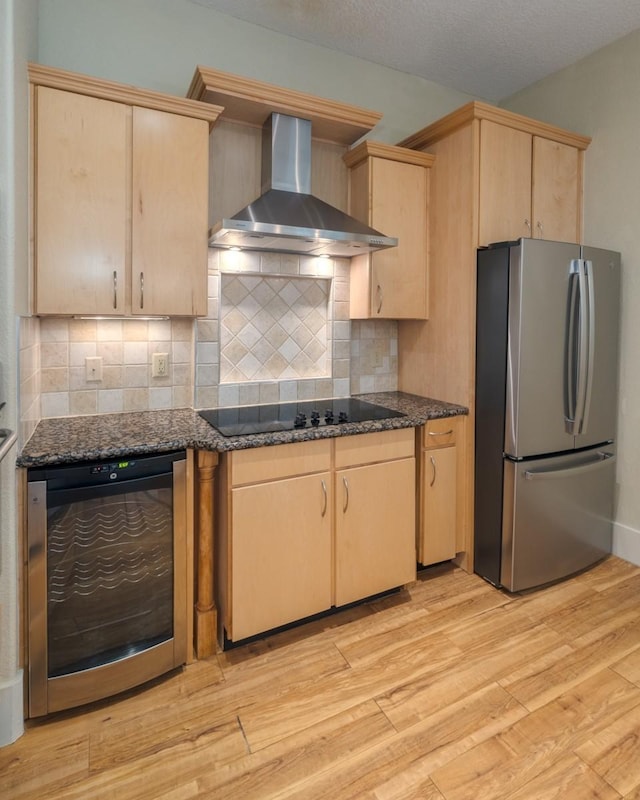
left=195, top=450, right=219, bottom=658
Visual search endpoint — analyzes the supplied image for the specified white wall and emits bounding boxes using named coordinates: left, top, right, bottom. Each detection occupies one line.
left=36, top=0, right=477, bottom=144
left=502, top=29, right=640, bottom=564
left=0, top=0, right=38, bottom=746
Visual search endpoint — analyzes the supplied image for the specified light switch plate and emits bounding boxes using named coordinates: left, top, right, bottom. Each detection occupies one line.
left=85, top=356, right=103, bottom=382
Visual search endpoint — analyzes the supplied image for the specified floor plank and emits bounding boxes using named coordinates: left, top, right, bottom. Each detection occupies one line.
left=576, top=704, right=640, bottom=796
left=195, top=700, right=396, bottom=799
left=501, top=753, right=620, bottom=800
left=239, top=628, right=463, bottom=751
left=612, top=646, right=640, bottom=686
left=2, top=556, right=640, bottom=800
left=0, top=736, right=89, bottom=800
left=310, top=683, right=527, bottom=800
left=501, top=615, right=640, bottom=711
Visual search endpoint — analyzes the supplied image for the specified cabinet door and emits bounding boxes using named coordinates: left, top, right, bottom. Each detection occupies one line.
left=370, top=158, right=428, bottom=319
left=131, top=107, right=209, bottom=316
left=230, top=472, right=332, bottom=641
left=335, top=457, right=416, bottom=607
left=478, top=120, right=532, bottom=246
left=419, top=445, right=457, bottom=565
left=35, top=87, right=128, bottom=315
left=532, top=137, right=581, bottom=244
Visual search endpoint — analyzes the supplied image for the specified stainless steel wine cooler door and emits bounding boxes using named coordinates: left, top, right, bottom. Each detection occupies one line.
left=27, top=451, right=187, bottom=717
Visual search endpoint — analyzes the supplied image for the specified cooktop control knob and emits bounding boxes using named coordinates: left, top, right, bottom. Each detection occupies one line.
left=310, top=411, right=320, bottom=427
left=338, top=411, right=349, bottom=424
left=294, top=413, right=307, bottom=428
left=324, top=409, right=334, bottom=424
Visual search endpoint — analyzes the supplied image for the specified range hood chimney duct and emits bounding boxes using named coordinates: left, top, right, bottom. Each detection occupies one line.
left=208, top=112, right=397, bottom=257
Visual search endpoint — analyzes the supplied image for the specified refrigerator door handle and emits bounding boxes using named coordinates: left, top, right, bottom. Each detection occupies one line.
left=565, top=264, right=580, bottom=432
left=580, top=259, right=596, bottom=435
left=524, top=450, right=615, bottom=480
left=571, top=259, right=590, bottom=436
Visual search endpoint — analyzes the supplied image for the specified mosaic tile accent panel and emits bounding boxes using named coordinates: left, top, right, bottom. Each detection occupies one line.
left=220, top=273, right=331, bottom=384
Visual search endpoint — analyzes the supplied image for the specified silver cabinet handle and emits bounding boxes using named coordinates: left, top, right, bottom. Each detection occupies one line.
left=430, top=456, right=437, bottom=487
left=428, top=429, right=453, bottom=437
left=524, top=219, right=531, bottom=236
left=342, top=476, right=349, bottom=512
left=321, top=480, right=327, bottom=517
left=140, top=271, right=144, bottom=309
left=536, top=221, right=544, bottom=238
left=376, top=284, right=383, bottom=314
left=113, top=270, right=118, bottom=309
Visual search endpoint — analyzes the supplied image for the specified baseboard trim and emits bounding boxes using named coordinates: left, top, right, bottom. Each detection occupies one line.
left=613, top=521, right=640, bottom=567
left=0, top=670, right=24, bottom=747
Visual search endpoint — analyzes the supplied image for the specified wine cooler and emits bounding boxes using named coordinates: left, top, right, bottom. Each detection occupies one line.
left=26, top=450, right=188, bottom=717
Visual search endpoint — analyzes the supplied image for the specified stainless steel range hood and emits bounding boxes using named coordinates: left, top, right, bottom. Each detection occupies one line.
left=209, top=113, right=398, bottom=257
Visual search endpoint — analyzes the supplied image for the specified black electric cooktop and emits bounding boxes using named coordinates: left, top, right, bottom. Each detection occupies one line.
left=199, top=397, right=406, bottom=437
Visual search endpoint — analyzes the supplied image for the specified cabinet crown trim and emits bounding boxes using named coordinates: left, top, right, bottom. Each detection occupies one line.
left=397, top=100, right=591, bottom=152
left=187, top=65, right=382, bottom=145
left=343, top=140, right=436, bottom=169
left=28, top=63, right=223, bottom=129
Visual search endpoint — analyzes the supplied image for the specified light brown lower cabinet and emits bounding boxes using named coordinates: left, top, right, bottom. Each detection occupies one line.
left=335, top=434, right=416, bottom=606
left=217, top=429, right=416, bottom=644
left=230, top=472, right=333, bottom=641
left=418, top=417, right=464, bottom=566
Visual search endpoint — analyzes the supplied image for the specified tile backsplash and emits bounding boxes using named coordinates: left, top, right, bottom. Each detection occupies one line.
left=194, top=249, right=352, bottom=409
left=220, top=273, right=331, bottom=383
left=34, top=317, right=193, bottom=418
left=18, top=249, right=398, bottom=433
left=350, top=319, right=399, bottom=395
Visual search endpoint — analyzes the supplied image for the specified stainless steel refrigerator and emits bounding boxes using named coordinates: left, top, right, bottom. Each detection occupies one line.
left=474, top=238, right=620, bottom=591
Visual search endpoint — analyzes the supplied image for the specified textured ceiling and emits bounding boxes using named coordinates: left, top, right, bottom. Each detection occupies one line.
left=187, top=0, right=640, bottom=101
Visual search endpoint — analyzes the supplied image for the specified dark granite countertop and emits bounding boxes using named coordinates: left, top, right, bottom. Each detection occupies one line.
left=16, top=392, right=467, bottom=468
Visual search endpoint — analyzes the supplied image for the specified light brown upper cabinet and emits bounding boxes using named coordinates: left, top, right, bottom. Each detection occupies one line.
left=344, top=142, right=435, bottom=320
left=531, top=136, right=582, bottom=244
left=29, top=64, right=221, bottom=316
left=396, top=102, right=590, bottom=573
left=478, top=120, right=583, bottom=246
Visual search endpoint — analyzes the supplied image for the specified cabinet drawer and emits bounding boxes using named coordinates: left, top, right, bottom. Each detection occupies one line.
left=229, top=440, right=331, bottom=486
left=422, top=417, right=460, bottom=449
left=335, top=428, right=415, bottom=469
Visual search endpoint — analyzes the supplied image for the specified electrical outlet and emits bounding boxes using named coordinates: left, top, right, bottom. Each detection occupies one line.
left=152, top=352, right=169, bottom=378
left=85, top=356, right=103, bottom=382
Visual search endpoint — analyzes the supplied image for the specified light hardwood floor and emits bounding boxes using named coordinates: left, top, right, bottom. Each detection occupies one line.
left=3, top=555, right=640, bottom=799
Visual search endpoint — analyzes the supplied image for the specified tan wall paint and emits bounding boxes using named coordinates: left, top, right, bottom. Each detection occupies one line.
left=36, top=0, right=478, bottom=144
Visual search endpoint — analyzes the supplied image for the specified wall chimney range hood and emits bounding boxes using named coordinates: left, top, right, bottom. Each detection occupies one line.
left=209, top=113, right=398, bottom=257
